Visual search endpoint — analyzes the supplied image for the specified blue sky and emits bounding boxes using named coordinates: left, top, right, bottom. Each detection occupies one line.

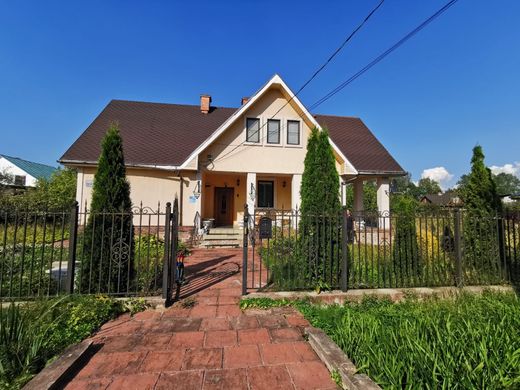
left=1, top=0, right=519, bottom=188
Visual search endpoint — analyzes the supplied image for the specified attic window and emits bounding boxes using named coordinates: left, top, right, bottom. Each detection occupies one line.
left=267, top=119, right=280, bottom=144
left=287, top=120, right=300, bottom=145
left=246, top=118, right=260, bottom=143
left=14, top=175, right=26, bottom=186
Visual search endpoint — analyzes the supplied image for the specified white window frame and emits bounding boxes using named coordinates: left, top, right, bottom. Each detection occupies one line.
left=245, top=117, right=261, bottom=144
left=286, top=119, right=302, bottom=147
left=266, top=119, right=281, bottom=145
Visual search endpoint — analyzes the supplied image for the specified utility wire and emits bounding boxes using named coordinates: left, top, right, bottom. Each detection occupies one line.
left=212, top=0, right=385, bottom=163
left=309, top=0, right=459, bottom=110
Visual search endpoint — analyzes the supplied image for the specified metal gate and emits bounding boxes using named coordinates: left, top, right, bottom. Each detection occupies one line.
left=242, top=205, right=349, bottom=295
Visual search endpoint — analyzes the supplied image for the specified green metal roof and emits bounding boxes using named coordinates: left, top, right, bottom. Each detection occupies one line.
left=1, top=155, right=57, bottom=181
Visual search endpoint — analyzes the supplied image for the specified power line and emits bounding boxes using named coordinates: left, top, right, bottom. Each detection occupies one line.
left=212, top=0, right=385, bottom=163
left=309, top=0, right=460, bottom=111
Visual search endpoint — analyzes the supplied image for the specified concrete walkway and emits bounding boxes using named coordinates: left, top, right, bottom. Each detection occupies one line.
left=64, top=249, right=338, bottom=390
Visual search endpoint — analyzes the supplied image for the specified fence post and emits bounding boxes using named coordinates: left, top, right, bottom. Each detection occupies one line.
left=341, top=210, right=349, bottom=292
left=497, top=216, right=507, bottom=282
left=242, top=204, right=249, bottom=296
left=454, top=209, right=463, bottom=287
left=163, top=202, right=172, bottom=302
left=66, top=201, right=79, bottom=294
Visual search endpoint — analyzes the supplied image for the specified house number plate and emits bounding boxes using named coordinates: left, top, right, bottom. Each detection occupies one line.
left=258, top=217, right=272, bottom=239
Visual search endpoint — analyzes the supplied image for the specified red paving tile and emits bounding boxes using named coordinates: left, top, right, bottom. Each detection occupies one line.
left=139, top=350, right=185, bottom=372
left=107, top=373, right=159, bottom=389
left=169, top=331, right=205, bottom=348
left=247, top=365, right=295, bottom=390
left=223, top=345, right=262, bottom=368
left=238, top=328, right=271, bottom=345
left=200, top=317, right=232, bottom=331
left=270, top=327, right=303, bottom=343
left=205, top=330, right=238, bottom=347
left=155, top=371, right=204, bottom=390
left=203, top=368, right=249, bottom=390
left=182, top=348, right=223, bottom=370
left=260, top=343, right=302, bottom=365
left=65, top=248, right=336, bottom=390
left=287, top=361, right=338, bottom=390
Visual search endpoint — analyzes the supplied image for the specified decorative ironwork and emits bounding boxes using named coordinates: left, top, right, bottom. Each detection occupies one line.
left=111, top=238, right=131, bottom=270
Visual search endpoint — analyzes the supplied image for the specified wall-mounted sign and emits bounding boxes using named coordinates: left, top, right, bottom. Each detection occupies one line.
left=85, top=180, right=93, bottom=188
left=258, top=217, right=272, bottom=239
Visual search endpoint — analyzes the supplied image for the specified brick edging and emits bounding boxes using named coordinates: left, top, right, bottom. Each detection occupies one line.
left=304, top=327, right=381, bottom=390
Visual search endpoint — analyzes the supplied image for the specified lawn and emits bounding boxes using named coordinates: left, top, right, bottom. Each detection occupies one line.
left=297, top=291, right=520, bottom=389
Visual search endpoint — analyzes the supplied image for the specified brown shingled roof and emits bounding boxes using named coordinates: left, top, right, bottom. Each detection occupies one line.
left=314, top=114, right=404, bottom=174
left=60, top=100, right=404, bottom=174
left=60, top=100, right=236, bottom=167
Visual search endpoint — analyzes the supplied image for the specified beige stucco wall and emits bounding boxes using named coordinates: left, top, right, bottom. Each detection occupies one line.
left=75, top=166, right=200, bottom=226
left=200, top=87, right=345, bottom=175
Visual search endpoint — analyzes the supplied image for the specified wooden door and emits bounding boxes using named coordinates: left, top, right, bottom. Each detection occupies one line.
left=214, top=187, right=234, bottom=226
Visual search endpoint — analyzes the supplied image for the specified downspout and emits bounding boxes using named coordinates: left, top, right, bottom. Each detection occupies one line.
left=177, top=172, right=184, bottom=227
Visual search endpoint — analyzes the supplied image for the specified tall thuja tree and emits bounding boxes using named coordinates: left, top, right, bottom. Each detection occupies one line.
left=459, top=145, right=502, bottom=281
left=80, top=123, right=134, bottom=293
left=392, top=195, right=421, bottom=285
left=300, top=127, right=341, bottom=287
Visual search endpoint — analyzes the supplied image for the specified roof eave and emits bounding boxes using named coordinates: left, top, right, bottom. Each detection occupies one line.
left=59, top=159, right=192, bottom=171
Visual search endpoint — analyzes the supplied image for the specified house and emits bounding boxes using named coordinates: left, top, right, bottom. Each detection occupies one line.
left=60, top=75, right=405, bottom=229
left=0, top=154, right=56, bottom=188
left=420, top=192, right=463, bottom=207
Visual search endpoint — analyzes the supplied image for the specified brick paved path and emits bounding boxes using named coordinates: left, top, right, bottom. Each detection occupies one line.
left=65, top=249, right=338, bottom=390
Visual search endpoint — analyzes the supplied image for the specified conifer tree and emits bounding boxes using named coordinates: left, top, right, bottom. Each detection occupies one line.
left=299, top=127, right=341, bottom=287
left=300, top=128, right=341, bottom=214
left=80, top=123, right=134, bottom=293
left=459, top=146, right=502, bottom=280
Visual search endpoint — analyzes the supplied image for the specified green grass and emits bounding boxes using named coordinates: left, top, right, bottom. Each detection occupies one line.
left=297, top=291, right=520, bottom=389
left=0, top=295, right=143, bottom=389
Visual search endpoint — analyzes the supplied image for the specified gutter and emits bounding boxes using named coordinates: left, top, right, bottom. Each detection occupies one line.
left=58, top=160, right=195, bottom=171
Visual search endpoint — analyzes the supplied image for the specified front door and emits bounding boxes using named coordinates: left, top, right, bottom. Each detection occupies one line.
left=214, top=187, right=234, bottom=226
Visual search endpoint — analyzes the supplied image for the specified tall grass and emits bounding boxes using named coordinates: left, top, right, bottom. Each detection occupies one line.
left=0, top=295, right=126, bottom=389
left=299, top=291, right=520, bottom=389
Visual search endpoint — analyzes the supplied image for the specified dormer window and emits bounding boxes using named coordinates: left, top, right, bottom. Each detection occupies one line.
left=246, top=118, right=260, bottom=143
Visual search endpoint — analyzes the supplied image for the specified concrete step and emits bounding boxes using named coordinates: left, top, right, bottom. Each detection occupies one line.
left=205, top=235, right=241, bottom=239
left=200, top=240, right=240, bottom=248
left=208, top=228, right=242, bottom=235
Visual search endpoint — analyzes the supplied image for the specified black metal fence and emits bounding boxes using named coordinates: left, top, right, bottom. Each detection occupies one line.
left=243, top=207, right=519, bottom=292
left=0, top=201, right=179, bottom=301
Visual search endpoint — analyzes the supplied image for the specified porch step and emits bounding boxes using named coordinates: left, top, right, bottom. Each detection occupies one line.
left=199, top=227, right=243, bottom=248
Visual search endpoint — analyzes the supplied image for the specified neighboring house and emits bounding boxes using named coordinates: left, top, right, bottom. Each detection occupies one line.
left=60, top=74, right=405, bottom=228
left=0, top=154, right=56, bottom=188
left=420, top=192, right=463, bottom=207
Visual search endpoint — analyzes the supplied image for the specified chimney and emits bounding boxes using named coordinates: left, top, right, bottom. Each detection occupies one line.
left=200, top=94, right=211, bottom=114
left=241, top=97, right=250, bottom=105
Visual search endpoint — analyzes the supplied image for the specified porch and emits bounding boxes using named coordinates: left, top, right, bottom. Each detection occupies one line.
left=200, top=172, right=295, bottom=228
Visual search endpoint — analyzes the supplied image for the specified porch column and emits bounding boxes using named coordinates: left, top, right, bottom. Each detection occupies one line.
left=291, top=174, right=302, bottom=211
left=246, top=172, right=256, bottom=215
left=353, top=178, right=364, bottom=216
left=376, top=177, right=390, bottom=229
left=340, top=179, right=347, bottom=207
left=195, top=171, right=202, bottom=230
